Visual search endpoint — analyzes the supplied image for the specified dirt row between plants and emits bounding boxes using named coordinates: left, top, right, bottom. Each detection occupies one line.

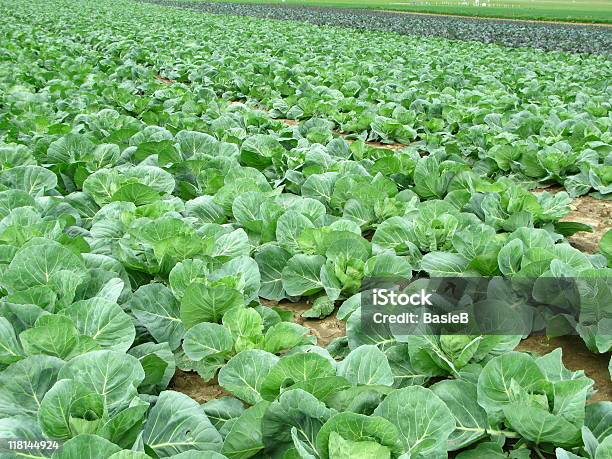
left=162, top=74, right=611, bottom=405
left=156, top=75, right=407, bottom=151
left=532, top=185, right=611, bottom=254
left=171, top=300, right=611, bottom=403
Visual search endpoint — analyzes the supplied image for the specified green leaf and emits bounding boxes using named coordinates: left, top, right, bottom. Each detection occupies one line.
left=58, top=350, right=145, bottom=415
left=108, top=451, right=153, bottom=459
left=255, top=245, right=292, bottom=301
left=316, top=412, right=402, bottom=459
left=503, top=402, right=581, bottom=447
left=0, top=165, right=58, bottom=196
left=455, top=442, right=508, bottom=459
left=277, top=211, right=316, bottom=254
left=596, top=435, right=612, bottom=459
left=61, top=297, right=135, bottom=353
left=328, top=431, right=391, bottom=459
left=302, top=295, right=335, bottom=319
left=586, top=402, right=612, bottom=443
left=555, top=222, right=593, bottom=237
left=47, top=133, right=95, bottom=164
left=222, top=307, right=264, bottom=340
left=373, top=386, right=455, bottom=458
left=19, top=317, right=79, bottom=359
left=263, top=322, right=314, bottom=354
left=111, top=183, right=161, bottom=206
left=98, top=403, right=149, bottom=449
left=421, top=252, right=475, bottom=277
left=337, top=345, right=394, bottom=386
left=281, top=254, right=325, bottom=296
left=128, top=342, right=175, bottom=393
left=183, top=322, right=234, bottom=361
left=262, top=389, right=333, bottom=458
left=218, top=350, right=279, bottom=405
left=53, top=434, right=121, bottom=459
left=477, top=352, right=548, bottom=421
left=129, top=283, right=185, bottom=351
left=260, top=352, right=336, bottom=401
left=142, top=391, right=223, bottom=457
left=202, top=397, right=246, bottom=432
left=431, top=380, right=488, bottom=450
left=181, top=284, right=244, bottom=328
left=0, top=317, right=23, bottom=365
left=0, top=355, right=63, bottom=417
left=221, top=401, right=270, bottom=459
left=601, top=229, right=612, bottom=266
left=3, top=239, right=84, bottom=292
left=169, top=259, right=210, bottom=300
left=39, top=379, right=105, bottom=440
left=286, top=376, right=351, bottom=401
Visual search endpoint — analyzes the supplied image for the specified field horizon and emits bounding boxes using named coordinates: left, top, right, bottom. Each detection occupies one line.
left=175, top=0, right=612, bottom=23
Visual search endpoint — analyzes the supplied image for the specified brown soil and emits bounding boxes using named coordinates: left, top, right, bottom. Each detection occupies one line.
left=277, top=118, right=299, bottom=126
left=170, top=369, right=229, bottom=403
left=271, top=300, right=346, bottom=347
left=562, top=196, right=611, bottom=253
left=149, top=76, right=410, bottom=151
left=155, top=75, right=175, bottom=85
left=227, top=101, right=409, bottom=151
left=518, top=335, right=611, bottom=402
left=345, top=137, right=407, bottom=151
left=532, top=186, right=611, bottom=253
left=170, top=301, right=346, bottom=401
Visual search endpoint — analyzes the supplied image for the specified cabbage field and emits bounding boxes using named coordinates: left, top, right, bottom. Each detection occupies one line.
left=0, top=0, right=611, bottom=458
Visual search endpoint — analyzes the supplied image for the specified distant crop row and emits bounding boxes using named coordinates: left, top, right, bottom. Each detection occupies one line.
left=146, top=0, right=612, bottom=54
left=0, top=0, right=611, bottom=458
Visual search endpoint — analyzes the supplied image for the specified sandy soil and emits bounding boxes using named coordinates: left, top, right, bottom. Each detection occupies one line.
left=153, top=82, right=409, bottom=151
left=273, top=300, right=346, bottom=347
left=169, top=300, right=346, bottom=402
left=170, top=370, right=229, bottom=403
left=562, top=195, right=611, bottom=253
left=155, top=75, right=175, bottom=85
left=169, top=300, right=610, bottom=406
left=533, top=186, right=611, bottom=253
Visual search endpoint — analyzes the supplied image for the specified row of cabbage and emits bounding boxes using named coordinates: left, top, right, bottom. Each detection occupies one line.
left=144, top=0, right=612, bottom=54
left=0, top=0, right=610, bottom=458
left=6, top=0, right=612, bottom=196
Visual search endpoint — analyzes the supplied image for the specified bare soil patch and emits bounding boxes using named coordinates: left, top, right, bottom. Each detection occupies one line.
left=518, top=335, right=611, bottom=402
left=155, top=74, right=175, bottom=85
left=532, top=186, right=611, bottom=253
left=272, top=300, right=346, bottom=347
left=170, top=369, right=229, bottom=403
left=562, top=195, right=611, bottom=253
left=247, top=104, right=409, bottom=150
left=277, top=118, right=298, bottom=126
